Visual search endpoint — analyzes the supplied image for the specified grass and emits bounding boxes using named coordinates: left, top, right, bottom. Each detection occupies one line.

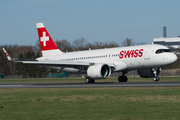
left=0, top=87, right=180, bottom=120
left=0, top=76, right=180, bottom=84
left=0, top=77, right=180, bottom=120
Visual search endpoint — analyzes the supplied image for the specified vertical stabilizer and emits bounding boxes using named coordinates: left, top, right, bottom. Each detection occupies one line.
left=36, top=23, right=63, bottom=56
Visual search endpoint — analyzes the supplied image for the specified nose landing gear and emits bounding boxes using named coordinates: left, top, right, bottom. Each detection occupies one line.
left=153, top=77, right=160, bottom=81
left=152, top=68, right=161, bottom=82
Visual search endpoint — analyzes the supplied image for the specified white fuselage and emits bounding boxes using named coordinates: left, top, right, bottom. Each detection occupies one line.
left=37, top=44, right=177, bottom=73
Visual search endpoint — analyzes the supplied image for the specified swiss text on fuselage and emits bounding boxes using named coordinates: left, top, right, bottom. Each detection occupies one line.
left=119, top=49, right=143, bottom=59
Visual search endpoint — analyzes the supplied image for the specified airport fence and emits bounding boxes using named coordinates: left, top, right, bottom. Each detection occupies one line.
left=69, top=69, right=180, bottom=78
left=66, top=69, right=180, bottom=78
left=2, top=69, right=180, bottom=79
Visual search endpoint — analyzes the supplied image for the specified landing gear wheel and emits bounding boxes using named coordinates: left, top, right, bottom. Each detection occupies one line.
left=90, top=79, right=95, bottom=83
left=156, top=77, right=160, bottom=81
left=123, top=76, right=127, bottom=82
left=85, top=77, right=95, bottom=83
left=118, top=76, right=123, bottom=82
left=153, top=77, right=160, bottom=82
left=118, top=76, right=128, bottom=82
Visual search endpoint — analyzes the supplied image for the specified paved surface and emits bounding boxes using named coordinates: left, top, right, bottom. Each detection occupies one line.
left=1, top=81, right=180, bottom=88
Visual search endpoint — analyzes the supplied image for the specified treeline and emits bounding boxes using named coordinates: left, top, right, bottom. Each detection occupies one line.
left=0, top=38, right=179, bottom=78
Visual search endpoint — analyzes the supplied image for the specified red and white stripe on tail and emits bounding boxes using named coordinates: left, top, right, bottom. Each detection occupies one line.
left=2, top=48, right=12, bottom=61
left=36, top=23, right=63, bottom=56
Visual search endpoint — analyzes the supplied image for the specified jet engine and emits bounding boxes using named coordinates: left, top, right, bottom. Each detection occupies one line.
left=87, top=64, right=111, bottom=79
left=137, top=68, right=161, bottom=78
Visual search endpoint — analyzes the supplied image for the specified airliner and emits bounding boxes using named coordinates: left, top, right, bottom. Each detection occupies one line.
left=3, top=23, right=178, bottom=83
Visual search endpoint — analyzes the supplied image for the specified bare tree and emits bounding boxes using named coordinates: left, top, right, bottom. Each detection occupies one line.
left=136, top=41, right=147, bottom=45
left=106, top=41, right=119, bottom=48
left=55, top=39, right=72, bottom=52
left=93, top=42, right=104, bottom=49
left=72, top=38, right=87, bottom=51
left=121, top=38, right=135, bottom=46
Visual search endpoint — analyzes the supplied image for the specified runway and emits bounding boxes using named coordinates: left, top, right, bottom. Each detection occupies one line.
left=1, top=81, right=180, bottom=88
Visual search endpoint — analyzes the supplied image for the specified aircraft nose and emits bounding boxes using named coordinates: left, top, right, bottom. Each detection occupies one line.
left=169, top=54, right=178, bottom=64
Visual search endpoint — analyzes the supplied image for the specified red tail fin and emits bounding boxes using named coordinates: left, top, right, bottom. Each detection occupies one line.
left=36, top=23, right=63, bottom=56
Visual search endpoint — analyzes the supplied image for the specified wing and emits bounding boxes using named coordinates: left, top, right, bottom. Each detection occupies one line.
left=23, top=60, right=90, bottom=68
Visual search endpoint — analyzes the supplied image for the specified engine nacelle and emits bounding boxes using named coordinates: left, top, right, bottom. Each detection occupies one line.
left=137, top=68, right=161, bottom=78
left=87, top=64, right=111, bottom=79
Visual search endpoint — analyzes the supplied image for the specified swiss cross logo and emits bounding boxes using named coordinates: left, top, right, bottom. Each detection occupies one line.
left=41, top=32, right=49, bottom=46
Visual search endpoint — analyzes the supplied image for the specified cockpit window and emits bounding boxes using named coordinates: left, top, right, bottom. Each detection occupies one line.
left=155, top=49, right=172, bottom=54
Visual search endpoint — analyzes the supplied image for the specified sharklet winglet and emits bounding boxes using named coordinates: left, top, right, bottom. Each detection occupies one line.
left=2, top=48, right=13, bottom=61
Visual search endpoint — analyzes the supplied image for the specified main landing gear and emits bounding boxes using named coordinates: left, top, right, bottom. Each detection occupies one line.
left=85, top=77, right=95, bottom=83
left=118, top=72, right=128, bottom=82
left=118, top=76, right=127, bottom=82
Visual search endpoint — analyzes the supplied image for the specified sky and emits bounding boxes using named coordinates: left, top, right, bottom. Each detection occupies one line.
left=1, top=0, right=180, bottom=46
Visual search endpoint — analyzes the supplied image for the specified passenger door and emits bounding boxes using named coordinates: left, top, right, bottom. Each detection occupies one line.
left=144, top=47, right=151, bottom=60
